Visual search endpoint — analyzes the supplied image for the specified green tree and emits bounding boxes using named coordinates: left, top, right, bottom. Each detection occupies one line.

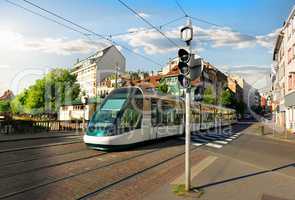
left=11, top=68, right=80, bottom=115
left=157, top=79, right=169, bottom=94
left=0, top=100, right=10, bottom=113
left=220, top=89, right=236, bottom=108
left=10, top=90, right=28, bottom=114
left=203, top=86, right=215, bottom=104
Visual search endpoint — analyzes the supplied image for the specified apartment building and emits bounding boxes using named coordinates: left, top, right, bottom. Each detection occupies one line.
left=273, top=6, right=295, bottom=132
left=72, top=45, right=125, bottom=97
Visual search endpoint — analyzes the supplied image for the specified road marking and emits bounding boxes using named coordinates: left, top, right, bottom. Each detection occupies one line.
left=214, top=140, right=228, bottom=145
left=225, top=138, right=233, bottom=141
left=206, top=143, right=223, bottom=149
left=171, top=156, right=218, bottom=185
left=192, top=143, right=203, bottom=147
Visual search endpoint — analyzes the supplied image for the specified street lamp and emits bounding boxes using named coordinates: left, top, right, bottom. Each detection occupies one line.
left=180, top=20, right=193, bottom=46
left=81, top=95, right=88, bottom=133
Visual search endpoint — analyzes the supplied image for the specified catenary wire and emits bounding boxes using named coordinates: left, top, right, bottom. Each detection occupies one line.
left=16, top=0, right=163, bottom=66
left=117, top=0, right=181, bottom=48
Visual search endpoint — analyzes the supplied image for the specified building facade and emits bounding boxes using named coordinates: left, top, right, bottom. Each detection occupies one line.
left=72, top=45, right=125, bottom=97
left=273, top=6, right=295, bottom=132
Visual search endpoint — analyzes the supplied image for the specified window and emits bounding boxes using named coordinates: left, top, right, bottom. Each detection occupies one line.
left=62, top=106, right=68, bottom=111
left=288, top=48, right=293, bottom=64
left=156, top=99, right=183, bottom=126
left=288, top=75, right=292, bottom=91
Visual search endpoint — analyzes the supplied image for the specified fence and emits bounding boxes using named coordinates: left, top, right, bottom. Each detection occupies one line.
left=0, top=120, right=89, bottom=134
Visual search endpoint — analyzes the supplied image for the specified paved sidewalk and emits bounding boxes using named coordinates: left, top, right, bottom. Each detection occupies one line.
left=262, top=123, right=295, bottom=144
left=0, top=131, right=83, bottom=142
left=145, top=151, right=295, bottom=200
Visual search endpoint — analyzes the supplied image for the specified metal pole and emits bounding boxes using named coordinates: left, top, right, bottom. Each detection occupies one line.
left=185, top=18, right=192, bottom=192
left=82, top=104, right=85, bottom=133
left=185, top=87, right=191, bottom=191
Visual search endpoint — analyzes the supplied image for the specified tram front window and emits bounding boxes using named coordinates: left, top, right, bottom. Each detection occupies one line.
left=87, top=88, right=143, bottom=137
left=87, top=98, right=126, bottom=136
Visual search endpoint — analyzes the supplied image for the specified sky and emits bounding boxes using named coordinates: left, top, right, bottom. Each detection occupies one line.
left=0, top=0, right=294, bottom=95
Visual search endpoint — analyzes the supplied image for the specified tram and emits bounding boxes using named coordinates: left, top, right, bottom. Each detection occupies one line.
left=83, top=86, right=237, bottom=150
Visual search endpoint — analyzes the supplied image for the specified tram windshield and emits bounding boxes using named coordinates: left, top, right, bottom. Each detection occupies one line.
left=87, top=88, right=143, bottom=136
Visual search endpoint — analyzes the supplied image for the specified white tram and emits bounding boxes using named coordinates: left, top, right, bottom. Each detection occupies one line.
left=83, top=86, right=236, bottom=150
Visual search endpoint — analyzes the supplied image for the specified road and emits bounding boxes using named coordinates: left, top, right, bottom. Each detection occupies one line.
left=0, top=123, right=294, bottom=200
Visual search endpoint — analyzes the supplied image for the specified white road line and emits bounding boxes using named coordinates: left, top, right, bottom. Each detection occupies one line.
left=225, top=138, right=233, bottom=141
left=214, top=140, right=228, bottom=145
left=205, top=143, right=223, bottom=149
left=192, top=143, right=203, bottom=147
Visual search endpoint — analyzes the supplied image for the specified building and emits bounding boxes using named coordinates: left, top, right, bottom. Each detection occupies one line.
left=72, top=45, right=125, bottom=97
left=272, top=6, right=295, bottom=132
left=227, top=76, right=243, bottom=103
left=228, top=74, right=261, bottom=114
left=160, top=56, right=228, bottom=102
left=0, top=90, right=14, bottom=101
left=58, top=97, right=101, bottom=121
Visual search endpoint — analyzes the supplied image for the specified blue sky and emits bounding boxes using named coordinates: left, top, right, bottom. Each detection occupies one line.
left=0, top=0, right=294, bottom=94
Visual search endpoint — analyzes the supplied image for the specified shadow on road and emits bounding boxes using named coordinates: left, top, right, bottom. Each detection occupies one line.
left=194, top=162, right=295, bottom=190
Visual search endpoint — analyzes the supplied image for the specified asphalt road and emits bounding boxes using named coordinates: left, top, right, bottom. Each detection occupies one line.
left=0, top=123, right=293, bottom=200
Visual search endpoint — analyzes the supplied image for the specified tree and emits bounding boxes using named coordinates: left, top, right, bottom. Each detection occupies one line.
left=11, top=68, right=80, bottom=115
left=157, top=79, right=169, bottom=94
left=203, top=86, right=215, bottom=104
left=220, top=89, right=236, bottom=108
left=10, top=90, right=28, bottom=114
left=0, top=100, right=10, bottom=113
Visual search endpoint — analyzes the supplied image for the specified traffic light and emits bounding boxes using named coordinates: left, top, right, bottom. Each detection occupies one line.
left=177, top=48, right=203, bottom=88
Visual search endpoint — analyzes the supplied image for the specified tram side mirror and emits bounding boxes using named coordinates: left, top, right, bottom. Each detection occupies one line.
left=194, top=85, right=203, bottom=102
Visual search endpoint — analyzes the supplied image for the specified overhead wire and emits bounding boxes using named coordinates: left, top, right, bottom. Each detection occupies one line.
left=10, top=0, right=163, bottom=67
left=175, top=0, right=189, bottom=17
left=117, top=0, right=181, bottom=48
left=107, top=15, right=186, bottom=38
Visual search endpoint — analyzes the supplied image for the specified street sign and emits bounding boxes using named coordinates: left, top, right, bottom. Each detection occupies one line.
left=178, top=74, right=190, bottom=88
left=189, top=56, right=203, bottom=81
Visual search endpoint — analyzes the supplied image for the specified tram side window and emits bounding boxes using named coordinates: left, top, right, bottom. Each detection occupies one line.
left=191, top=109, right=200, bottom=123
left=157, top=100, right=182, bottom=126
left=118, top=98, right=142, bottom=132
left=151, top=99, right=158, bottom=127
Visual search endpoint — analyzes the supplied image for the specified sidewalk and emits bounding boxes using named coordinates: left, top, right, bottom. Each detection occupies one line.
left=261, top=123, right=295, bottom=144
left=0, top=131, right=83, bottom=142
left=144, top=151, right=295, bottom=200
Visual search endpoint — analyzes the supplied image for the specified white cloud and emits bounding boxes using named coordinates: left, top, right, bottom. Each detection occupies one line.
left=116, top=28, right=182, bottom=54
left=137, top=12, right=150, bottom=18
left=0, top=29, right=110, bottom=55
left=220, top=64, right=272, bottom=89
left=116, top=25, right=280, bottom=55
left=256, top=28, right=281, bottom=49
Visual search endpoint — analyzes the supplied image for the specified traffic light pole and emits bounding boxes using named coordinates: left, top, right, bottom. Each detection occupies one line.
left=185, top=19, right=193, bottom=192
left=185, top=86, right=191, bottom=191
left=179, top=18, right=199, bottom=192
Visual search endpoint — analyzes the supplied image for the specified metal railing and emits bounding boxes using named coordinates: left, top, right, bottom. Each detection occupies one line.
left=0, top=120, right=89, bottom=134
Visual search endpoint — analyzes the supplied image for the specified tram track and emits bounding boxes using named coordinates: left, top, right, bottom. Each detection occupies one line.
left=0, top=142, right=87, bottom=165
left=0, top=147, right=89, bottom=168
left=78, top=146, right=198, bottom=200
left=0, top=140, right=181, bottom=200
left=0, top=150, right=107, bottom=179
left=0, top=139, right=83, bottom=154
